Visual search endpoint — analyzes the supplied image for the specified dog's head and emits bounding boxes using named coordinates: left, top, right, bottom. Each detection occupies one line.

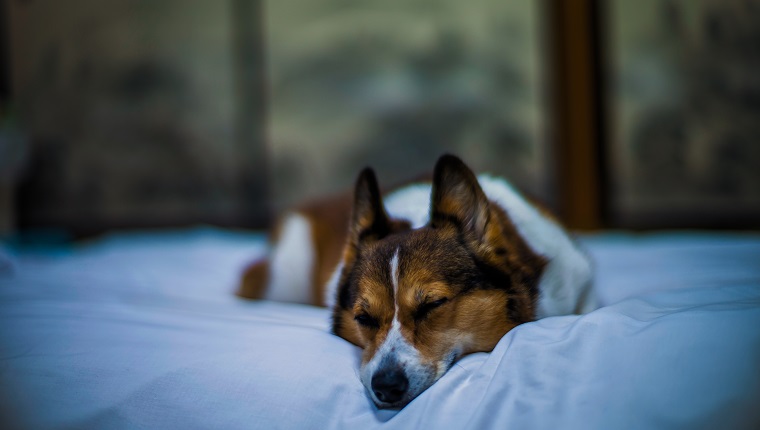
left=331, top=155, right=546, bottom=408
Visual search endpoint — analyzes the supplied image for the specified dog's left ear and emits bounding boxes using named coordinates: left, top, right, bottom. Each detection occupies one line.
left=430, top=154, right=490, bottom=241
left=348, top=167, right=392, bottom=249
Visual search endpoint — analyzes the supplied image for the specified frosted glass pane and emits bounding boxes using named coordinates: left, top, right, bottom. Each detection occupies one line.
left=266, top=1, right=549, bottom=211
left=608, top=0, right=760, bottom=227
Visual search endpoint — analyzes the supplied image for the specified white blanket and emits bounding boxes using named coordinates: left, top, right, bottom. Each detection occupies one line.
left=1, top=229, right=759, bottom=429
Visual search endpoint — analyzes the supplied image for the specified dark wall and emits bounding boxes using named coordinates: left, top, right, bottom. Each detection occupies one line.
left=7, top=0, right=268, bottom=238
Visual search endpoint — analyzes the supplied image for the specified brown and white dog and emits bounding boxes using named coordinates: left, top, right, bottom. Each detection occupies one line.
left=238, top=154, right=595, bottom=409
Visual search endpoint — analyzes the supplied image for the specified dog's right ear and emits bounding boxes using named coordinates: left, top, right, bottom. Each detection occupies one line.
left=331, top=168, right=392, bottom=344
left=430, top=154, right=490, bottom=241
left=348, top=167, right=391, bottom=249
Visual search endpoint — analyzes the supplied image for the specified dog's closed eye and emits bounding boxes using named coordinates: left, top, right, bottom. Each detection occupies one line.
left=355, top=313, right=380, bottom=328
left=414, top=298, right=448, bottom=321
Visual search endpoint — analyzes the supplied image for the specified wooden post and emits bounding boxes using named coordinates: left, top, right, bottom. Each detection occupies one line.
left=545, top=0, right=607, bottom=230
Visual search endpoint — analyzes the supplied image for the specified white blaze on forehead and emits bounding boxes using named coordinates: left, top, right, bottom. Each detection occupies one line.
left=390, top=247, right=400, bottom=307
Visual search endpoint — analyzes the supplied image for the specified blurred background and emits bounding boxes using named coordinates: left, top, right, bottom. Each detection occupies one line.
left=1, top=0, right=759, bottom=241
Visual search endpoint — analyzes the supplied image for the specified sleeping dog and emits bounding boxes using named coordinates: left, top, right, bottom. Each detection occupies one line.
left=239, top=154, right=595, bottom=408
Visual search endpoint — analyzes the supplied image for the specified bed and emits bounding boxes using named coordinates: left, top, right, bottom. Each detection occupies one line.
left=1, top=228, right=759, bottom=429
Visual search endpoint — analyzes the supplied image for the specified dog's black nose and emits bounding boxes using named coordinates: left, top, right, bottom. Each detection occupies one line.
left=371, top=368, right=409, bottom=404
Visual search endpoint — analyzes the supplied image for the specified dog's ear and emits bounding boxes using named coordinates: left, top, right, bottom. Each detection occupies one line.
left=348, top=167, right=392, bottom=248
left=430, top=154, right=490, bottom=240
left=429, top=155, right=547, bottom=323
left=331, top=168, right=392, bottom=345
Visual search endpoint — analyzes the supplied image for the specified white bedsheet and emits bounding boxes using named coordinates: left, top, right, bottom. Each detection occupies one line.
left=1, top=229, right=759, bottom=429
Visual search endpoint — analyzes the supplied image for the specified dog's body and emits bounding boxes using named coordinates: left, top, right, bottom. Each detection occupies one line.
left=239, top=155, right=594, bottom=408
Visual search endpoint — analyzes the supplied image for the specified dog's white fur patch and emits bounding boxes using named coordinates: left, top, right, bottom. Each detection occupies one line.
left=384, top=184, right=432, bottom=229
left=390, top=248, right=400, bottom=300
left=264, top=213, right=315, bottom=304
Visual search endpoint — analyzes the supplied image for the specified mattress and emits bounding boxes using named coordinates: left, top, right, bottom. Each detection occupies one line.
left=1, top=228, right=759, bottom=429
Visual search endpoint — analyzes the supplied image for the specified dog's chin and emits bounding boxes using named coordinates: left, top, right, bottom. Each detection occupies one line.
left=373, top=398, right=408, bottom=410
left=370, top=390, right=417, bottom=410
